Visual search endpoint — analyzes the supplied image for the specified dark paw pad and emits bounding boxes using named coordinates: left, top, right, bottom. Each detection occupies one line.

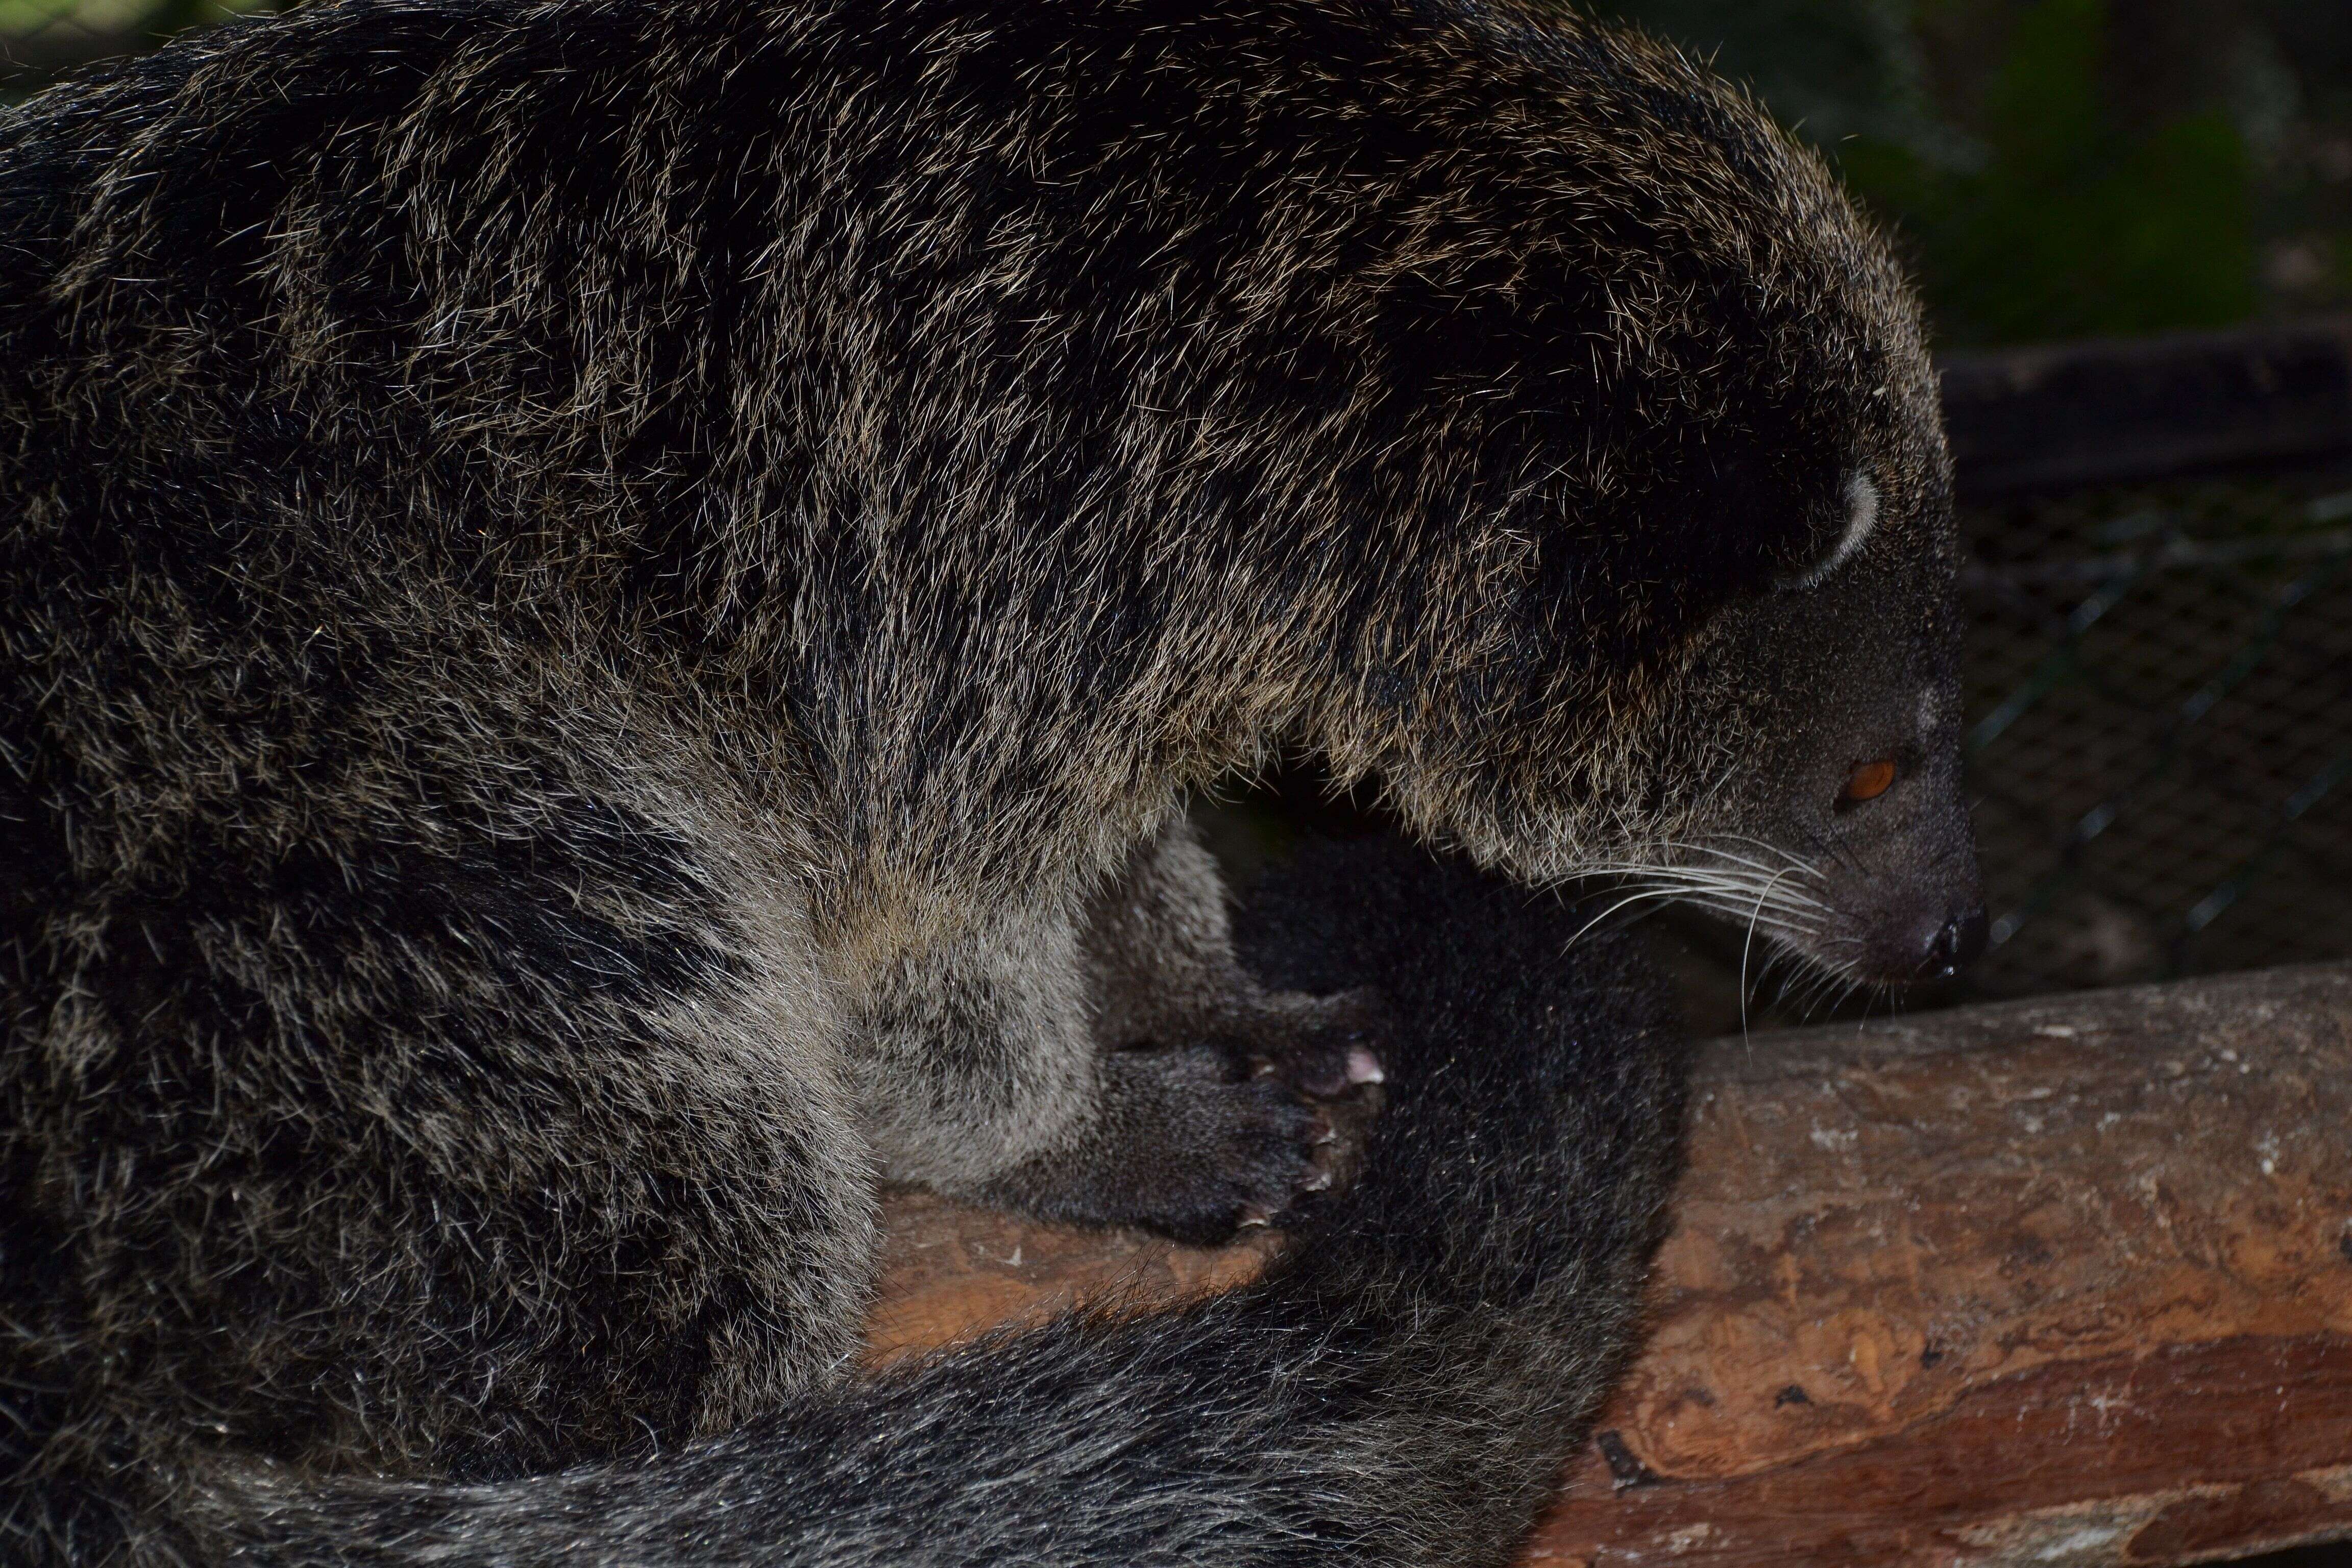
left=1117, top=991, right=1386, bottom=1245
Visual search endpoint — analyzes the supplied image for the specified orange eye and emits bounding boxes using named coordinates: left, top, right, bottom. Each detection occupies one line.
left=1843, top=758, right=1898, bottom=803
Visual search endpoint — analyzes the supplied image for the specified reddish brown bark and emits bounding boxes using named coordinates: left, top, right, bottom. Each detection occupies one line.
left=863, top=964, right=2352, bottom=1566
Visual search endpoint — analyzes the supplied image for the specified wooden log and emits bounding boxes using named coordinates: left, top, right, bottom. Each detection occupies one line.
left=863, top=963, right=2352, bottom=1566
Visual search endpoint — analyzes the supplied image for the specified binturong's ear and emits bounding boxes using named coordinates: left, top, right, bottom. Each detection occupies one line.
left=1556, top=419, right=1860, bottom=663
left=1774, top=468, right=1880, bottom=591
left=1661, top=400, right=1880, bottom=610
left=1504, top=434, right=1841, bottom=684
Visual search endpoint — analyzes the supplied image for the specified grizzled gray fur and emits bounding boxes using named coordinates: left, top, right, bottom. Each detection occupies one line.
left=0, top=0, right=1980, bottom=1560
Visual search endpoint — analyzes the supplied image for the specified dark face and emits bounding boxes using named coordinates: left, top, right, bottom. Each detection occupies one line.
left=1388, top=390, right=1984, bottom=993
left=1656, top=448, right=1986, bottom=988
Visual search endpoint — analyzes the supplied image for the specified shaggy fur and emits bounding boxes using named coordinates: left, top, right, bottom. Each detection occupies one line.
left=1, top=0, right=1976, bottom=1560
left=195, top=845, right=1688, bottom=1566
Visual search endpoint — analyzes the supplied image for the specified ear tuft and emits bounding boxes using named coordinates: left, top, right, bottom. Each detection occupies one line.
left=1777, top=470, right=1878, bottom=591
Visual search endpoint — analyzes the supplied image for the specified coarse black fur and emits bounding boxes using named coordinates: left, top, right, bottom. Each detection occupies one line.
left=192, top=846, right=1686, bottom=1565
left=3, top=0, right=1974, bottom=1560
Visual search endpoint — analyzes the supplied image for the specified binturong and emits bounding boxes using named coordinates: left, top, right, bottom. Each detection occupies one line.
left=0, top=0, right=1981, bottom=1563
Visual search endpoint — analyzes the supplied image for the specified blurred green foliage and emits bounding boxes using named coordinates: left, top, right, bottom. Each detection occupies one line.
left=12, top=0, right=263, bottom=38
left=0, top=0, right=266, bottom=92
left=1836, top=0, right=2257, bottom=342
left=1599, top=0, right=2352, bottom=346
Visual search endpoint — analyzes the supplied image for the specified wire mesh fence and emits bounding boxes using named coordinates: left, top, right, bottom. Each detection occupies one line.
left=1959, top=471, right=2352, bottom=1000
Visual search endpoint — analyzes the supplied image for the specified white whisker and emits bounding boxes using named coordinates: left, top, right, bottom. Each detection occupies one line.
left=1555, top=838, right=1866, bottom=1030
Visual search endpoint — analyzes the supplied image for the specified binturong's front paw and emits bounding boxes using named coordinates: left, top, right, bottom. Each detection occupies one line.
left=1094, top=991, right=1386, bottom=1246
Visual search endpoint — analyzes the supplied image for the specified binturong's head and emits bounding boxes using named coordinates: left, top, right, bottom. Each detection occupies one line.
left=1641, top=418, right=1987, bottom=990
left=1369, top=368, right=1986, bottom=992
left=1283, top=8, right=1982, bottom=991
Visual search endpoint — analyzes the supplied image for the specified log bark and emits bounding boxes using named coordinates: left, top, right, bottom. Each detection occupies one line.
left=863, top=963, right=2352, bottom=1567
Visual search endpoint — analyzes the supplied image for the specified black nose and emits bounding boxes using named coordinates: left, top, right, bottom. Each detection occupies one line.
left=1919, top=906, right=1988, bottom=980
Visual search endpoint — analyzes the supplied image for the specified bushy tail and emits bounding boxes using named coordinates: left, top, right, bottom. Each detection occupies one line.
left=195, top=841, right=1687, bottom=1567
